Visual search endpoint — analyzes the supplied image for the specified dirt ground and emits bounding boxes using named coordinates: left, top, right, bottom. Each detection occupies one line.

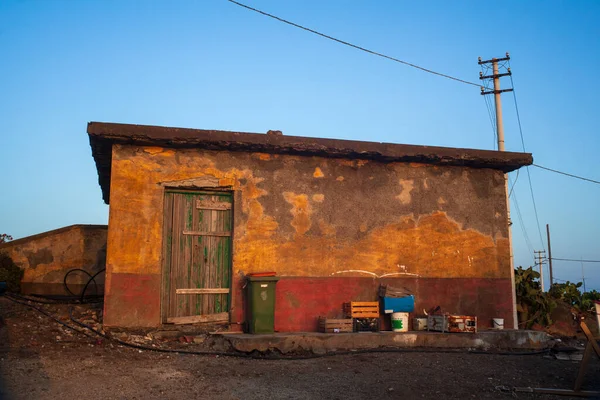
left=1, top=296, right=599, bottom=400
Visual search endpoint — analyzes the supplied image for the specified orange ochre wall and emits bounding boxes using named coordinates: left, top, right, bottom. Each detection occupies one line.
left=103, top=144, right=513, bottom=330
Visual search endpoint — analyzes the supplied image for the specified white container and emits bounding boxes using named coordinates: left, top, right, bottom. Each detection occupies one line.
left=391, top=312, right=409, bottom=332
left=414, top=317, right=427, bottom=331
left=492, top=318, right=504, bottom=330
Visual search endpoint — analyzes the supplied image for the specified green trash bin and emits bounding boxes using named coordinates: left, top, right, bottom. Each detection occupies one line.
left=247, top=276, right=279, bottom=334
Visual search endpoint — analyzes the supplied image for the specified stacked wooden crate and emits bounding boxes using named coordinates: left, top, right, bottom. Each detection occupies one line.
left=318, top=317, right=353, bottom=333
left=343, top=302, right=380, bottom=318
left=344, top=301, right=380, bottom=332
left=318, top=302, right=381, bottom=333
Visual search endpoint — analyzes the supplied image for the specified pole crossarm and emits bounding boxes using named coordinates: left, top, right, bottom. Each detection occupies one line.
left=478, top=55, right=511, bottom=65
left=480, top=72, right=512, bottom=80
left=481, top=88, right=514, bottom=95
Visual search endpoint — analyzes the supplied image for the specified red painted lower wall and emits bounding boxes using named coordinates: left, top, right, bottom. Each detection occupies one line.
left=104, top=273, right=513, bottom=331
left=104, top=272, right=161, bottom=327
left=270, top=277, right=514, bottom=332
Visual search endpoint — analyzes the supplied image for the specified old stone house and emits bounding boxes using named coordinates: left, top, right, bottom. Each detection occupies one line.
left=88, top=122, right=532, bottom=330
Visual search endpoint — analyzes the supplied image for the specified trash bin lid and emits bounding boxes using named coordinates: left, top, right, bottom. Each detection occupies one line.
left=247, top=275, right=280, bottom=282
left=246, top=272, right=276, bottom=277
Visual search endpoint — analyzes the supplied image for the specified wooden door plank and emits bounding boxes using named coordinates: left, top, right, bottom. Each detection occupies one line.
left=183, top=193, right=195, bottom=317
left=190, top=196, right=201, bottom=316
left=161, top=192, right=174, bottom=323
left=182, top=230, right=232, bottom=237
left=166, top=312, right=229, bottom=325
left=196, top=199, right=232, bottom=210
left=171, top=194, right=181, bottom=318
left=176, top=288, right=230, bottom=294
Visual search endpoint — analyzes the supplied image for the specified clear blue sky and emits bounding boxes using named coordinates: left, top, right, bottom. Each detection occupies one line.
left=1, top=0, right=599, bottom=291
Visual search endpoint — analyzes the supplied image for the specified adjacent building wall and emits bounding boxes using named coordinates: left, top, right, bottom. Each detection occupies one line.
left=104, top=143, right=513, bottom=330
left=0, top=225, right=107, bottom=295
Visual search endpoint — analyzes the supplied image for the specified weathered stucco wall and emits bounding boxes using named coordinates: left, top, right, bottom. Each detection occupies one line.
left=104, top=144, right=512, bottom=329
left=0, top=225, right=107, bottom=295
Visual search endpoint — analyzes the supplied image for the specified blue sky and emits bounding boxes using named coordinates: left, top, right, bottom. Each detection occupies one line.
left=1, top=0, right=599, bottom=291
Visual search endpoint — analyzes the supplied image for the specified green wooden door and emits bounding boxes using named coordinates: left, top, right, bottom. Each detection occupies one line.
left=162, top=190, right=232, bottom=324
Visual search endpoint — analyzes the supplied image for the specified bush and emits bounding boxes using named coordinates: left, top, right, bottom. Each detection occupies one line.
left=550, top=282, right=600, bottom=313
left=0, top=252, right=23, bottom=293
left=515, top=266, right=556, bottom=329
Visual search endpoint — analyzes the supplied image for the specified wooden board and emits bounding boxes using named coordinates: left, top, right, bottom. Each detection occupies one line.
left=167, top=312, right=229, bottom=325
left=176, top=288, right=230, bottom=295
left=318, top=317, right=353, bottom=333
left=196, top=199, right=232, bottom=210
left=182, top=231, right=232, bottom=237
left=343, top=302, right=380, bottom=318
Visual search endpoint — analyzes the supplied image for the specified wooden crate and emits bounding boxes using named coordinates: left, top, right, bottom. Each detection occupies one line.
left=378, top=284, right=413, bottom=298
left=343, top=302, right=380, bottom=318
left=427, top=315, right=477, bottom=333
left=318, top=317, right=353, bottom=333
left=353, top=317, right=380, bottom=332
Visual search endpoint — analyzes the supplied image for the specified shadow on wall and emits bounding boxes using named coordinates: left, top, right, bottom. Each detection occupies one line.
left=0, top=225, right=108, bottom=296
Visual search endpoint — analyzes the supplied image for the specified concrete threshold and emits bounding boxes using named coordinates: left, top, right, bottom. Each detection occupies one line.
left=214, top=330, right=551, bottom=355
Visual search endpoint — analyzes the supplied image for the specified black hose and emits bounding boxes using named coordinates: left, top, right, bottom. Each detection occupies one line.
left=63, top=269, right=97, bottom=297
left=68, top=309, right=551, bottom=359
left=4, top=294, right=96, bottom=339
left=7, top=292, right=102, bottom=305
left=79, top=268, right=105, bottom=302
left=3, top=295, right=552, bottom=360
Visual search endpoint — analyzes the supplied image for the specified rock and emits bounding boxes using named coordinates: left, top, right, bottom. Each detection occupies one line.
left=193, top=336, right=206, bottom=344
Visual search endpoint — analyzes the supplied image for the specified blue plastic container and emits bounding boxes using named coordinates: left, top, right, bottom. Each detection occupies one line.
left=0, top=282, right=7, bottom=295
left=382, top=295, right=415, bottom=313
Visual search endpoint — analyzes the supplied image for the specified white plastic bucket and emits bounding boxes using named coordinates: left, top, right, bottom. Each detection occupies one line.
left=391, top=312, right=409, bottom=332
left=492, top=318, right=504, bottom=330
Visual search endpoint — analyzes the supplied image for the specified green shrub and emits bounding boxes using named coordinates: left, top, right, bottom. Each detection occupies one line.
left=0, top=252, right=23, bottom=293
left=515, top=266, right=556, bottom=329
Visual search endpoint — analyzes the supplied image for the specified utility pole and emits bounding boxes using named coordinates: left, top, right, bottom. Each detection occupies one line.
left=534, top=250, right=546, bottom=291
left=581, top=258, right=586, bottom=293
left=479, top=53, right=516, bottom=328
left=546, top=224, right=553, bottom=287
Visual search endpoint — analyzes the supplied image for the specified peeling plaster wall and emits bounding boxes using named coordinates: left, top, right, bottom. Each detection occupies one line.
left=104, top=144, right=512, bottom=329
left=0, top=225, right=107, bottom=295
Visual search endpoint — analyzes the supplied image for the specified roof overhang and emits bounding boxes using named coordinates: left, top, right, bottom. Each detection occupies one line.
left=88, top=122, right=533, bottom=204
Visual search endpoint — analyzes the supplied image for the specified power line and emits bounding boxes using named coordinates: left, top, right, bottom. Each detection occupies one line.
left=509, top=177, right=534, bottom=255
left=479, top=66, right=532, bottom=255
left=532, top=164, right=600, bottom=185
left=552, top=257, right=600, bottom=263
left=508, top=68, right=545, bottom=252
left=227, top=0, right=481, bottom=87
left=508, top=169, right=519, bottom=198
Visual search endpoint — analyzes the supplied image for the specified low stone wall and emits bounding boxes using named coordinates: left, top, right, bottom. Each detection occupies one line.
left=0, top=225, right=107, bottom=296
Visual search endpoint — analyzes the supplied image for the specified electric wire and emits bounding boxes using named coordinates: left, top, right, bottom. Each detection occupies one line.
left=509, top=177, right=535, bottom=255
left=3, top=293, right=97, bottom=339
left=532, top=164, right=600, bottom=185
left=480, top=65, right=534, bottom=256
left=227, top=0, right=481, bottom=87
left=508, top=66, right=545, bottom=252
left=508, top=169, right=519, bottom=198
left=480, top=63, right=498, bottom=149
left=552, top=258, right=600, bottom=263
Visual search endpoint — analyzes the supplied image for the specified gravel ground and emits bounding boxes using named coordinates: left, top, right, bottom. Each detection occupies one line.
left=1, top=297, right=599, bottom=400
